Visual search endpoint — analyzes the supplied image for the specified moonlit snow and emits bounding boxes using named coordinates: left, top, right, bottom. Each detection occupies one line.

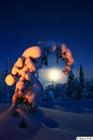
left=0, top=99, right=93, bottom=140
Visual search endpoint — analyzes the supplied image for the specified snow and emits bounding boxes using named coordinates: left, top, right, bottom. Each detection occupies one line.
left=0, top=99, right=93, bottom=140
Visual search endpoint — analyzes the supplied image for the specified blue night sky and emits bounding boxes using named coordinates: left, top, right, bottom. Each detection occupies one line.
left=0, top=0, right=93, bottom=79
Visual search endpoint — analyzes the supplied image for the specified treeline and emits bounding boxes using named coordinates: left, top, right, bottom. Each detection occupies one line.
left=0, top=63, right=93, bottom=103
left=44, top=65, right=93, bottom=100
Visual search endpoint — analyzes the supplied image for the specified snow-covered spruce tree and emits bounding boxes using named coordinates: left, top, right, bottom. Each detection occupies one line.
left=66, top=70, right=75, bottom=99
left=78, top=65, right=88, bottom=98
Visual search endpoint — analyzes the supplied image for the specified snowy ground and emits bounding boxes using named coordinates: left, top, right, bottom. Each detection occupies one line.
left=0, top=99, right=93, bottom=140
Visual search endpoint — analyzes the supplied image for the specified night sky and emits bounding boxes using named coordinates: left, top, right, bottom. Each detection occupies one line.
left=0, top=0, right=93, bottom=79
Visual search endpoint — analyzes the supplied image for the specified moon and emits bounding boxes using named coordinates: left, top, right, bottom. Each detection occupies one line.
left=47, top=68, right=67, bottom=83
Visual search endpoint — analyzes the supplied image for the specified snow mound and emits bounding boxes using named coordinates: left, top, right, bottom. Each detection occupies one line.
left=0, top=100, right=93, bottom=140
left=0, top=105, right=44, bottom=140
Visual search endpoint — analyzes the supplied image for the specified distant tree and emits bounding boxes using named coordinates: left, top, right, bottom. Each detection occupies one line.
left=3, top=63, right=9, bottom=79
left=0, top=60, right=12, bottom=103
left=36, top=70, right=39, bottom=80
left=66, top=70, right=75, bottom=98
left=86, top=78, right=93, bottom=98
left=78, top=65, right=88, bottom=98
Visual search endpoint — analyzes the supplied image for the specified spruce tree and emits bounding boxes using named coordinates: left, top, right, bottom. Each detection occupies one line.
left=78, top=65, right=87, bottom=98
left=2, top=60, right=10, bottom=102
left=67, top=70, right=75, bottom=98
left=3, top=63, right=9, bottom=79
left=87, top=78, right=93, bottom=98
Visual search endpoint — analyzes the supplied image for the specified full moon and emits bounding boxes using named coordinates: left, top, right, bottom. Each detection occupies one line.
left=47, top=68, right=67, bottom=83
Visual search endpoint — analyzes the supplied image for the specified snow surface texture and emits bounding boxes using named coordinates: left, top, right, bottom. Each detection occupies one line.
left=0, top=99, right=93, bottom=140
